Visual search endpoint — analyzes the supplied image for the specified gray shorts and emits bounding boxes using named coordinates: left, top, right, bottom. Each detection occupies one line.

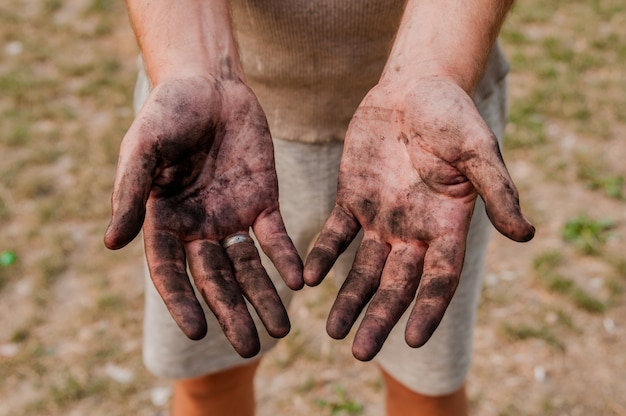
left=136, top=64, right=507, bottom=396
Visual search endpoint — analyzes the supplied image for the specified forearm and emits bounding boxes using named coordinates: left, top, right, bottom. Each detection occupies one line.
left=126, top=0, right=243, bottom=84
left=383, top=0, right=514, bottom=92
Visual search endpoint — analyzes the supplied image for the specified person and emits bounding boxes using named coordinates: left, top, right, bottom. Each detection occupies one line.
left=104, top=0, right=535, bottom=415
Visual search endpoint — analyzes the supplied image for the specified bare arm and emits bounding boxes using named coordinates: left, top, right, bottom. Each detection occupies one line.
left=385, top=0, right=514, bottom=92
left=381, top=0, right=529, bottom=239
left=305, top=0, right=533, bottom=361
left=125, top=0, right=241, bottom=84
left=105, top=0, right=303, bottom=358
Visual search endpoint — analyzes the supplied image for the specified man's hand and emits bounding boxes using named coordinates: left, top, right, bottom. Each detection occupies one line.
left=104, top=75, right=303, bottom=358
left=304, top=76, right=534, bottom=361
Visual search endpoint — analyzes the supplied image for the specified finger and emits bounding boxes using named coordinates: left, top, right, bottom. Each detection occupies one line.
left=104, top=136, right=156, bottom=250
left=458, top=137, right=535, bottom=242
left=144, top=229, right=207, bottom=340
left=223, top=233, right=291, bottom=339
left=303, top=205, right=361, bottom=286
left=187, top=240, right=261, bottom=358
left=253, top=209, right=304, bottom=290
left=352, top=243, right=425, bottom=361
left=404, top=236, right=465, bottom=348
left=326, top=237, right=389, bottom=340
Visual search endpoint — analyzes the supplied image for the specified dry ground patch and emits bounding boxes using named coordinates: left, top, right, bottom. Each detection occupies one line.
left=1, top=0, right=624, bottom=415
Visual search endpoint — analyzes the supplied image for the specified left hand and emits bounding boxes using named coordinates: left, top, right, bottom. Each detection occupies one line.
left=304, top=76, right=534, bottom=361
left=104, top=76, right=303, bottom=358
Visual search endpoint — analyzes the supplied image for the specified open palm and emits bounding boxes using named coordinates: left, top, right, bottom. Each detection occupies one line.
left=305, top=77, right=534, bottom=361
left=104, top=76, right=303, bottom=358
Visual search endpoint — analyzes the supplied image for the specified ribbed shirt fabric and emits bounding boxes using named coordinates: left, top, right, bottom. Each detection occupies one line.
left=229, top=0, right=509, bottom=143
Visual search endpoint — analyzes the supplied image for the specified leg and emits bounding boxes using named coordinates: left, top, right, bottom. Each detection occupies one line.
left=171, top=360, right=260, bottom=416
left=381, top=366, right=468, bottom=416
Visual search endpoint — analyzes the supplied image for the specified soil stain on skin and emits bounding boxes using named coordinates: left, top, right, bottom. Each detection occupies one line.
left=305, top=205, right=361, bottom=286
left=105, top=70, right=299, bottom=360
left=397, top=131, right=409, bottom=145
left=353, top=318, right=391, bottom=361
left=328, top=269, right=380, bottom=338
left=152, top=148, right=212, bottom=195
left=226, top=241, right=290, bottom=338
left=358, top=198, right=379, bottom=225
left=193, top=241, right=261, bottom=357
left=322, top=81, right=519, bottom=359
left=418, top=274, right=457, bottom=302
left=384, top=207, right=406, bottom=238
left=144, top=231, right=208, bottom=340
left=406, top=311, right=441, bottom=348
left=198, top=244, right=243, bottom=309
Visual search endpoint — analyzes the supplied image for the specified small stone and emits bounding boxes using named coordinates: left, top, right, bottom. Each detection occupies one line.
left=0, top=343, right=19, bottom=357
left=4, top=41, right=23, bottom=56
left=105, top=363, right=134, bottom=384
left=150, top=386, right=172, bottom=406
left=603, top=318, right=616, bottom=334
left=485, top=273, right=498, bottom=286
left=533, top=365, right=547, bottom=382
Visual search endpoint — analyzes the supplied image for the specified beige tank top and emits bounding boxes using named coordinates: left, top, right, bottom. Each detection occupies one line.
left=229, top=0, right=508, bottom=143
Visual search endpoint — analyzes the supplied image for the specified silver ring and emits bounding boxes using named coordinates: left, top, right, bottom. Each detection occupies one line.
left=221, top=233, right=253, bottom=249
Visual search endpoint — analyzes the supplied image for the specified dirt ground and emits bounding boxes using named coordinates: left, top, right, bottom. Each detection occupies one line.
left=1, top=1, right=625, bottom=415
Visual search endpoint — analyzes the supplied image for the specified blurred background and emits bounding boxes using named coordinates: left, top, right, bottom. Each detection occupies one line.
left=0, top=0, right=624, bottom=415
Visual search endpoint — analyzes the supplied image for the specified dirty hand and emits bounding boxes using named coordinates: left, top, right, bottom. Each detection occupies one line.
left=104, top=76, right=303, bottom=358
left=304, top=76, right=534, bottom=361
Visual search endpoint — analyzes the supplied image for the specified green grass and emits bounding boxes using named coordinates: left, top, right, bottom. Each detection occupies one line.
left=533, top=251, right=563, bottom=272
left=48, top=372, right=108, bottom=408
left=85, top=0, right=115, bottom=14
left=503, top=0, right=626, bottom=146
left=10, top=327, right=31, bottom=343
left=574, top=149, right=625, bottom=199
left=572, top=289, right=607, bottom=313
left=502, top=322, right=566, bottom=351
left=96, top=294, right=126, bottom=313
left=315, top=384, right=364, bottom=416
left=562, top=215, right=615, bottom=255
left=533, top=250, right=609, bottom=314
left=0, top=195, right=10, bottom=222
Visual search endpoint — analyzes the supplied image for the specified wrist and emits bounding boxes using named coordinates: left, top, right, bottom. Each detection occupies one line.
left=381, top=0, right=513, bottom=93
left=127, top=0, right=244, bottom=85
left=381, top=57, right=472, bottom=92
left=145, top=50, right=244, bottom=86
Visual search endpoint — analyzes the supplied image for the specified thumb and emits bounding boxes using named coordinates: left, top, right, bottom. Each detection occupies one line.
left=104, top=136, right=157, bottom=250
left=459, top=137, right=535, bottom=243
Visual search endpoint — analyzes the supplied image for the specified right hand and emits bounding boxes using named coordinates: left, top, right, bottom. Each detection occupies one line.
left=304, top=76, right=534, bottom=360
left=104, top=74, right=303, bottom=358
